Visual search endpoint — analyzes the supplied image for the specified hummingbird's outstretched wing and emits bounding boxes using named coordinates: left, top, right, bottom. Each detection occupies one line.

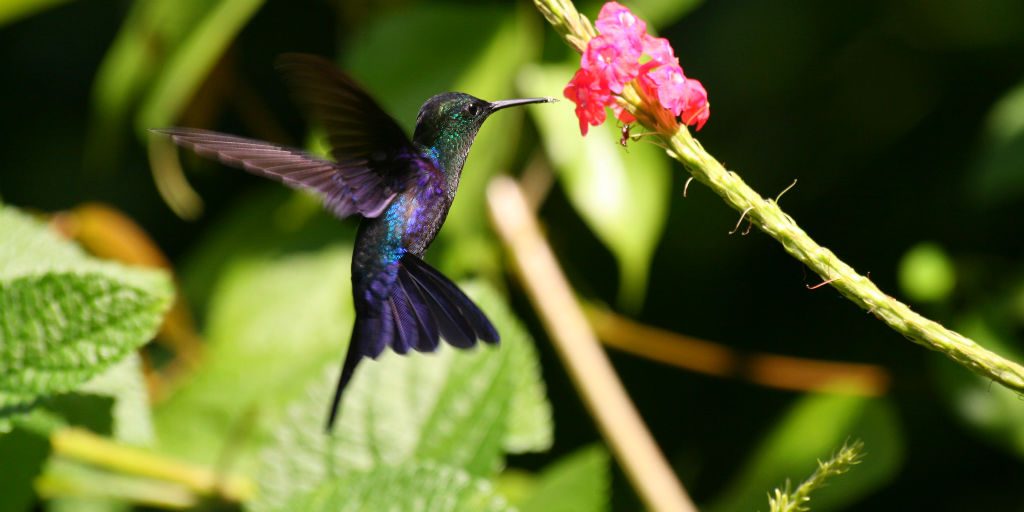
left=153, top=128, right=398, bottom=218
left=156, top=54, right=424, bottom=219
left=275, top=53, right=417, bottom=182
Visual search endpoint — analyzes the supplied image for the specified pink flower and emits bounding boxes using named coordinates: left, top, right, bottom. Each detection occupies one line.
left=646, top=63, right=687, bottom=117
left=595, top=2, right=647, bottom=48
left=563, top=1, right=711, bottom=135
left=582, top=34, right=641, bottom=93
left=679, top=78, right=710, bottom=130
left=564, top=67, right=611, bottom=135
left=641, top=35, right=676, bottom=67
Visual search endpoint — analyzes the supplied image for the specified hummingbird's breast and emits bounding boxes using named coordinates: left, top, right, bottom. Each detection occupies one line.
left=351, top=166, right=450, bottom=296
left=385, top=182, right=449, bottom=256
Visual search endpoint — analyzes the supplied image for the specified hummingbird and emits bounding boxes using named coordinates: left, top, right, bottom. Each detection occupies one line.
left=155, top=53, right=555, bottom=430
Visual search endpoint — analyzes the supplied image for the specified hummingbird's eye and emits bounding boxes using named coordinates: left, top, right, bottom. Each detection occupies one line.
left=464, top=103, right=480, bottom=116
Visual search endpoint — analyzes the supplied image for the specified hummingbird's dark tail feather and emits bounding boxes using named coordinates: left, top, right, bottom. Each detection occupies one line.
left=400, top=255, right=499, bottom=345
left=326, top=254, right=499, bottom=430
left=326, top=330, right=364, bottom=431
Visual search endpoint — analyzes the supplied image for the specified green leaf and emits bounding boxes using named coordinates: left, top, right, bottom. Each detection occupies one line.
left=343, top=4, right=541, bottom=277
left=154, top=246, right=354, bottom=473
left=516, top=445, right=610, bottom=512
left=0, top=206, right=173, bottom=431
left=707, top=394, right=903, bottom=512
left=284, top=462, right=513, bottom=512
left=248, top=282, right=550, bottom=512
left=520, top=64, right=671, bottom=311
left=475, top=284, right=553, bottom=455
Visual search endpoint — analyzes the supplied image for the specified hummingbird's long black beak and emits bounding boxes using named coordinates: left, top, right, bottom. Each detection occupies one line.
left=488, top=97, right=558, bottom=113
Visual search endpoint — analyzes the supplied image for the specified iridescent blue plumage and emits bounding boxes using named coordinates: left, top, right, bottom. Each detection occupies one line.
left=155, top=53, right=554, bottom=431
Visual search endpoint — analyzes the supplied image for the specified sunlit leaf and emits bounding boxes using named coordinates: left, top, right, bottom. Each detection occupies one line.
left=154, top=246, right=354, bottom=474
left=284, top=462, right=513, bottom=512
left=516, top=445, right=610, bottom=512
left=248, top=282, right=550, bottom=512
left=0, top=206, right=172, bottom=432
left=520, top=64, right=671, bottom=310
left=707, top=393, right=903, bottom=512
left=480, top=284, right=553, bottom=455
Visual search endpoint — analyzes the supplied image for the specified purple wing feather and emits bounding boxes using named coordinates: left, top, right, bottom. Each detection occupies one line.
left=156, top=53, right=425, bottom=219
left=154, top=128, right=397, bottom=218
left=275, top=53, right=416, bottom=180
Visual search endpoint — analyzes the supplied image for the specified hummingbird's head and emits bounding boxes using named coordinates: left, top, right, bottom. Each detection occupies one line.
left=413, top=93, right=555, bottom=158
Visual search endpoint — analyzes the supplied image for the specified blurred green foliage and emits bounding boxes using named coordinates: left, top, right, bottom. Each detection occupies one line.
left=1, top=0, right=1024, bottom=510
left=898, top=242, right=955, bottom=303
left=524, top=63, right=670, bottom=310
left=505, top=445, right=611, bottom=512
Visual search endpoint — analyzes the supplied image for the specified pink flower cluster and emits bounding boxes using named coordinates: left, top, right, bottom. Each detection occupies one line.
left=564, top=2, right=710, bottom=136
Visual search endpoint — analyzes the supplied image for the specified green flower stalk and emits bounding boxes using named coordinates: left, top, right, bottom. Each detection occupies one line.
left=768, top=440, right=865, bottom=512
left=534, top=0, right=1024, bottom=394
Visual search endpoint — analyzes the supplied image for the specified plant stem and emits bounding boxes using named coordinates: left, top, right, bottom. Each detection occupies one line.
left=50, top=427, right=254, bottom=503
left=488, top=177, right=697, bottom=512
left=587, top=304, right=891, bottom=396
left=769, top=440, right=865, bottom=512
left=664, top=126, right=1024, bottom=392
left=531, top=0, right=1024, bottom=395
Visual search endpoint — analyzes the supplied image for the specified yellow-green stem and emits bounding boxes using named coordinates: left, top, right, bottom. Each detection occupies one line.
left=51, top=427, right=254, bottom=503
left=533, top=0, right=1024, bottom=394
left=664, top=127, right=1024, bottom=391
